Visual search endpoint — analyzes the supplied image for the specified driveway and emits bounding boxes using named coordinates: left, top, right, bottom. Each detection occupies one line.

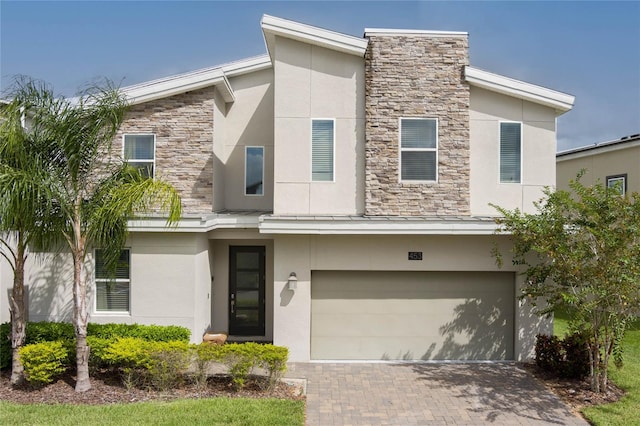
left=286, top=362, right=588, bottom=425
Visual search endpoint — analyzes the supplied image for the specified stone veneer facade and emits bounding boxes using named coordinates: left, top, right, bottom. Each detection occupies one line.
left=364, top=34, right=471, bottom=216
left=114, top=87, right=215, bottom=213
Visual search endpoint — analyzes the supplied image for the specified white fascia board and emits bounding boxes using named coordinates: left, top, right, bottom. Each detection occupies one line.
left=261, top=14, right=368, bottom=59
left=123, top=68, right=235, bottom=105
left=127, top=214, right=260, bottom=233
left=258, top=217, right=499, bottom=235
left=556, top=137, right=640, bottom=161
left=365, top=28, right=467, bottom=37
left=465, top=66, right=575, bottom=115
left=222, top=55, right=272, bottom=78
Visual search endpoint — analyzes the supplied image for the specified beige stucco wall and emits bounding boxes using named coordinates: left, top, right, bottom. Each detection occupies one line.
left=469, top=87, right=557, bottom=216
left=557, top=144, right=640, bottom=194
left=209, top=232, right=274, bottom=341
left=273, top=36, right=365, bottom=215
left=221, top=69, right=275, bottom=211
left=272, top=233, right=550, bottom=362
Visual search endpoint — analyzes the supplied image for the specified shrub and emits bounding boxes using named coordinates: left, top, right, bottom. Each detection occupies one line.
left=147, top=341, right=191, bottom=391
left=87, top=323, right=190, bottom=342
left=256, top=345, right=289, bottom=390
left=0, top=322, right=10, bottom=370
left=192, top=343, right=225, bottom=389
left=19, top=341, right=68, bottom=384
left=535, top=332, right=590, bottom=379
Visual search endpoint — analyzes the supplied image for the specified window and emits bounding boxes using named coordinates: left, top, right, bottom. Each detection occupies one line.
left=311, top=119, right=334, bottom=181
left=95, top=249, right=130, bottom=313
left=607, top=174, right=627, bottom=195
left=500, top=122, right=522, bottom=183
left=400, top=118, right=437, bottom=181
left=245, top=146, right=264, bottom=195
left=124, top=134, right=155, bottom=178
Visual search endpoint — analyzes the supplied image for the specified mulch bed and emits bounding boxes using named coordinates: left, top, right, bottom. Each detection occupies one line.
left=522, top=362, right=625, bottom=413
left=0, top=369, right=304, bottom=405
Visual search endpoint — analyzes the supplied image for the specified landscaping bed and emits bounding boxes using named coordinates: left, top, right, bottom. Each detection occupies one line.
left=0, top=368, right=304, bottom=405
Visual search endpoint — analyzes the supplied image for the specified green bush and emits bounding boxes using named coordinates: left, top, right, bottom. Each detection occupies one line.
left=87, top=323, right=190, bottom=342
left=147, top=341, right=191, bottom=391
left=0, top=322, right=10, bottom=370
left=535, top=332, right=590, bottom=379
left=19, top=341, right=68, bottom=384
left=0, top=321, right=190, bottom=370
left=256, top=345, right=289, bottom=390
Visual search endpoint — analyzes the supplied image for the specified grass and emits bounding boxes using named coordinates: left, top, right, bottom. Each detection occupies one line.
left=554, top=311, right=640, bottom=425
left=0, top=398, right=305, bottom=426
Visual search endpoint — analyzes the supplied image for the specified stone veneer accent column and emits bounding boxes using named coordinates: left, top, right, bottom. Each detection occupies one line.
left=114, top=87, right=215, bottom=213
left=365, top=34, right=470, bottom=216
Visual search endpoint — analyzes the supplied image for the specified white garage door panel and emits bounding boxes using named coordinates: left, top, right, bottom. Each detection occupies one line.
left=311, top=271, right=514, bottom=360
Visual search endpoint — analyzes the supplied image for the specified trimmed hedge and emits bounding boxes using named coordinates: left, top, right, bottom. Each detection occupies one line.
left=535, top=332, right=590, bottom=379
left=19, top=341, right=68, bottom=384
left=0, top=321, right=191, bottom=370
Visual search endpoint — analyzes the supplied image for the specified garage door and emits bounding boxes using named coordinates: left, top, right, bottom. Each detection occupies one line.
left=311, top=271, right=514, bottom=360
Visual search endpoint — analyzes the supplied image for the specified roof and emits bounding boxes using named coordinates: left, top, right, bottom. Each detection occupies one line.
left=120, top=55, right=272, bottom=106
left=114, top=15, right=573, bottom=115
left=465, top=67, right=575, bottom=115
left=556, top=133, right=640, bottom=160
left=261, top=14, right=368, bottom=59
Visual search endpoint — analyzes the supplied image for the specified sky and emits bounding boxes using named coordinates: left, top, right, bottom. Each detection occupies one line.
left=1, top=1, right=638, bottom=152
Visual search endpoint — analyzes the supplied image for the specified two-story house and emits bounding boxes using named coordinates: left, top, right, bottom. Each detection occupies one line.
left=557, top=134, right=639, bottom=195
left=0, top=15, right=574, bottom=362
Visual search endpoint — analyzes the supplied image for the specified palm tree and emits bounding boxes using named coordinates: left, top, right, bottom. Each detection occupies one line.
left=3, top=78, right=182, bottom=392
left=0, top=81, right=59, bottom=385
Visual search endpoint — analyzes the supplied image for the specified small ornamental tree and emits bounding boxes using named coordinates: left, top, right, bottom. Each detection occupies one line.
left=492, top=174, right=640, bottom=393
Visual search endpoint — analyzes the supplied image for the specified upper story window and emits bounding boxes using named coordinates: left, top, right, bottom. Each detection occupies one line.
left=245, top=146, right=264, bottom=196
left=499, top=122, right=522, bottom=183
left=124, top=134, right=155, bottom=178
left=95, top=249, right=130, bottom=314
left=400, top=118, right=438, bottom=182
left=607, top=174, right=627, bottom=195
left=311, top=119, right=334, bottom=182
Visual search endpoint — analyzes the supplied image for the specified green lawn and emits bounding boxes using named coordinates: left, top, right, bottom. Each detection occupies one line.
left=0, top=397, right=305, bottom=426
left=554, top=311, right=640, bottom=425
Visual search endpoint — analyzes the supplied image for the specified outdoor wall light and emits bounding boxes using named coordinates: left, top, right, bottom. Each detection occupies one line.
left=287, top=272, right=298, bottom=291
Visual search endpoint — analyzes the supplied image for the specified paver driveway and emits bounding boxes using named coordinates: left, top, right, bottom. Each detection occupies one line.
left=286, top=362, right=588, bottom=425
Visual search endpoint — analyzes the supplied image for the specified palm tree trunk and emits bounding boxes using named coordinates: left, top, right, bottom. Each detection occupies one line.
left=71, top=214, right=91, bottom=392
left=9, top=234, right=26, bottom=386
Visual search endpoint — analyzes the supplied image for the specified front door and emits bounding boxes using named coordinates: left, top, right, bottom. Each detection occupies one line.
left=229, top=246, right=265, bottom=336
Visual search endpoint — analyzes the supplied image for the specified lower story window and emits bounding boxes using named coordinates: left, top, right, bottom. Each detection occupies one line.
left=606, top=174, right=627, bottom=195
left=95, top=249, right=130, bottom=313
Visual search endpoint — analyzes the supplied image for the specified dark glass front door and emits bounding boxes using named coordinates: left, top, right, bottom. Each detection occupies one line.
left=229, top=246, right=265, bottom=336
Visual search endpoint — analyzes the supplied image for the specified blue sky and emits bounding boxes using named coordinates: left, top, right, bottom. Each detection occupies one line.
left=1, top=1, right=638, bottom=151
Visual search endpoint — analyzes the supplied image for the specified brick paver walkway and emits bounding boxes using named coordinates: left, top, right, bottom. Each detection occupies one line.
left=286, top=362, right=588, bottom=425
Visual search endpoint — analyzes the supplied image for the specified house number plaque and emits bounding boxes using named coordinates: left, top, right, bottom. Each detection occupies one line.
left=408, top=252, right=423, bottom=261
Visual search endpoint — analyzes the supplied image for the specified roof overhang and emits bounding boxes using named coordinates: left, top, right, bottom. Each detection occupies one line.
left=120, top=55, right=272, bottom=107
left=557, top=136, right=640, bottom=161
left=127, top=213, right=503, bottom=235
left=261, top=14, right=368, bottom=61
left=258, top=215, right=500, bottom=235
left=465, top=66, right=575, bottom=115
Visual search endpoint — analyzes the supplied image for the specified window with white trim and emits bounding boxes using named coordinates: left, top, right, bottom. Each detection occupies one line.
left=500, top=122, right=522, bottom=183
left=311, top=119, right=334, bottom=182
left=607, top=174, right=627, bottom=195
left=400, top=118, right=437, bottom=181
left=95, top=249, right=130, bottom=313
left=245, top=146, right=264, bottom=195
left=124, top=134, right=155, bottom=178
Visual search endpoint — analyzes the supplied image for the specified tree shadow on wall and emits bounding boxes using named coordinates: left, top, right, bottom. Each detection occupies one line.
left=27, top=252, right=75, bottom=323
left=421, top=298, right=513, bottom=361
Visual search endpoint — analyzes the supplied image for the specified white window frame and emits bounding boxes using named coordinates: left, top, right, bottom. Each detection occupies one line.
left=123, top=134, right=156, bottom=178
left=398, top=117, right=438, bottom=183
left=94, top=248, right=131, bottom=315
left=498, top=121, right=523, bottom=184
left=310, top=118, right=336, bottom=183
left=606, top=174, right=627, bottom=195
left=244, top=146, right=265, bottom=196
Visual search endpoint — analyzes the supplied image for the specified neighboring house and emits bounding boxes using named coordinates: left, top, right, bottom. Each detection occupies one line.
left=557, top=134, right=640, bottom=195
left=0, top=15, right=575, bottom=362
